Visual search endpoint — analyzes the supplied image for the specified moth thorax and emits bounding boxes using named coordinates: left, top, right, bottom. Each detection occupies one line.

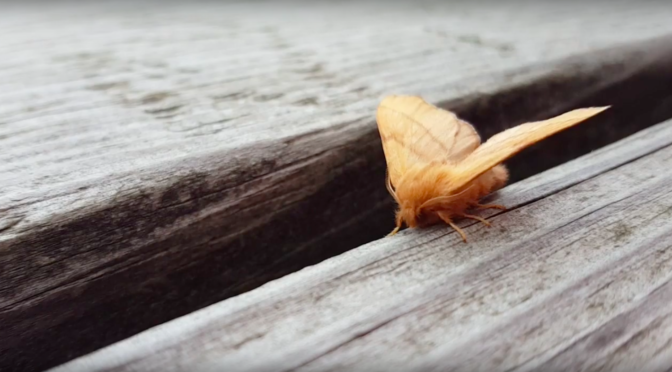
left=396, top=165, right=451, bottom=200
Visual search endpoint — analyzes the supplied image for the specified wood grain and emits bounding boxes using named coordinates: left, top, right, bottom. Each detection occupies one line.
left=51, top=116, right=672, bottom=372
left=2, top=1, right=672, bottom=371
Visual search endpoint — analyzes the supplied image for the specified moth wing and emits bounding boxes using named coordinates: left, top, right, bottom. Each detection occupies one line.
left=450, top=106, right=610, bottom=190
left=376, top=95, right=481, bottom=187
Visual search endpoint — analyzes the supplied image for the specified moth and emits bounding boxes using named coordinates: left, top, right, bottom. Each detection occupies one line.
left=376, top=95, right=609, bottom=241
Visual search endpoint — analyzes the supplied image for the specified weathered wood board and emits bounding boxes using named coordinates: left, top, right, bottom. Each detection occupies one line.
left=53, top=116, right=672, bottom=372
left=2, top=1, right=672, bottom=371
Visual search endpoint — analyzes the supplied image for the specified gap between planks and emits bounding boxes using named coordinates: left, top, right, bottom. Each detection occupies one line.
left=51, top=116, right=672, bottom=372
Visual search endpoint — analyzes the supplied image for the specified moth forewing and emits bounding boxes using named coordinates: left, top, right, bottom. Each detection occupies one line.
left=450, top=106, right=610, bottom=192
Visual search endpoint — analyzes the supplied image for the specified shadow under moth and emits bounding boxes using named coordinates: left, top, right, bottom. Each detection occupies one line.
left=376, top=95, right=609, bottom=242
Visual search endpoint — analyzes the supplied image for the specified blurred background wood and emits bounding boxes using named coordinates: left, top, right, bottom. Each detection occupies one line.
left=2, top=1, right=672, bottom=371
left=52, top=117, right=672, bottom=372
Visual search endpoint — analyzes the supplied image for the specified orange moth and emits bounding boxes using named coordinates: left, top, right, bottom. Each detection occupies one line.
left=376, top=95, right=609, bottom=241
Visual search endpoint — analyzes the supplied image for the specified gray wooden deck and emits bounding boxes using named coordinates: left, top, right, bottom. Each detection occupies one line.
left=51, top=116, right=672, bottom=372
left=2, top=1, right=672, bottom=371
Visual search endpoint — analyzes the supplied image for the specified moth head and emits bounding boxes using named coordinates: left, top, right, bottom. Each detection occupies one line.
left=388, top=166, right=457, bottom=232
left=390, top=188, right=437, bottom=230
left=390, top=184, right=423, bottom=229
left=398, top=206, right=420, bottom=228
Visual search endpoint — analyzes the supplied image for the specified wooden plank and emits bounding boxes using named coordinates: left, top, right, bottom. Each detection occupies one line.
left=3, top=1, right=672, bottom=370
left=51, top=116, right=672, bottom=372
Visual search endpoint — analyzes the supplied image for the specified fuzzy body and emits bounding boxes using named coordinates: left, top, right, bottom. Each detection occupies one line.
left=394, top=163, right=508, bottom=229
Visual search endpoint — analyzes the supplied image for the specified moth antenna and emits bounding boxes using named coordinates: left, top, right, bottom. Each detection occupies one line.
left=420, top=183, right=476, bottom=210
left=385, top=171, right=400, bottom=204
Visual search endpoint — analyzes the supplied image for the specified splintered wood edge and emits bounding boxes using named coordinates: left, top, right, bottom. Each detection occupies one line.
left=51, top=117, right=672, bottom=372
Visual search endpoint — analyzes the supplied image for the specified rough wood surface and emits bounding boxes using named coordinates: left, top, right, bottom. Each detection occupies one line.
left=53, top=116, right=672, bottom=372
left=3, top=1, right=672, bottom=371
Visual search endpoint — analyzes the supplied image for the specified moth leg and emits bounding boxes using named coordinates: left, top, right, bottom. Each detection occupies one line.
left=387, top=226, right=400, bottom=236
left=438, top=212, right=468, bottom=242
left=387, top=212, right=403, bottom=237
left=474, top=203, right=507, bottom=211
left=460, top=213, right=491, bottom=227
